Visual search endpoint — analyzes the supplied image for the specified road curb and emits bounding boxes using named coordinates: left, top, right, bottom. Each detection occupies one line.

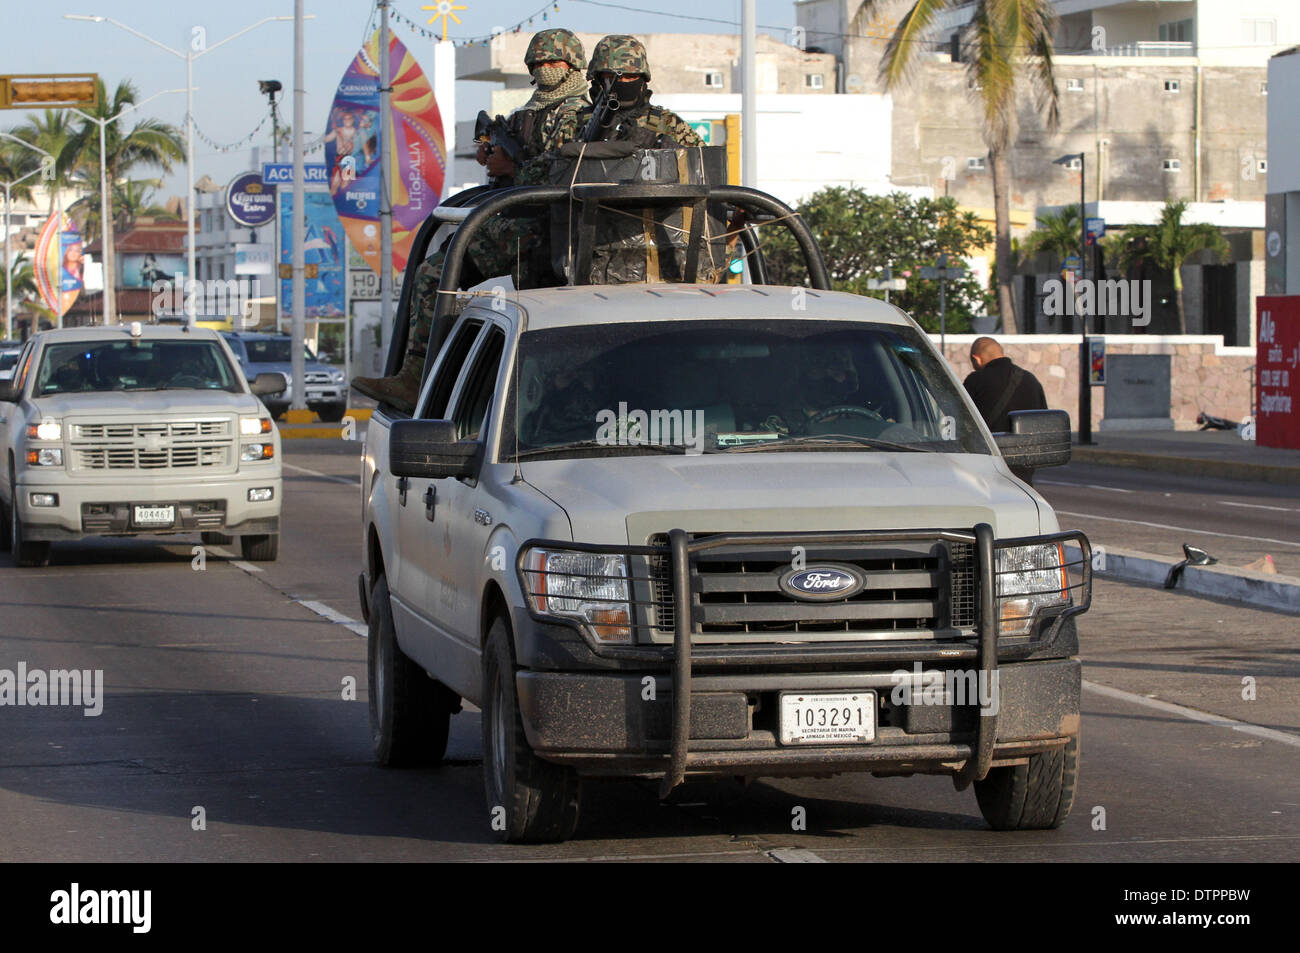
left=1072, top=446, right=1300, bottom=485
left=1064, top=542, right=1300, bottom=614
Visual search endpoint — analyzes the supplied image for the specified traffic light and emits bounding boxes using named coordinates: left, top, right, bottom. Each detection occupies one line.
left=0, top=74, right=99, bottom=110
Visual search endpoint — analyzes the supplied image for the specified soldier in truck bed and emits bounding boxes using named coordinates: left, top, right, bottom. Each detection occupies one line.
left=575, top=35, right=703, bottom=148
left=351, top=28, right=589, bottom=414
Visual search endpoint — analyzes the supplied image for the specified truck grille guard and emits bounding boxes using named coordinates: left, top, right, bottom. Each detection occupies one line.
left=518, top=524, right=1091, bottom=796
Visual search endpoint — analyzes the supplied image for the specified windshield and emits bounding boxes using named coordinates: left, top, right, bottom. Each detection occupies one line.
left=0, top=351, right=18, bottom=373
left=503, top=320, right=990, bottom=458
left=35, top=340, right=242, bottom=395
left=242, top=338, right=318, bottom=363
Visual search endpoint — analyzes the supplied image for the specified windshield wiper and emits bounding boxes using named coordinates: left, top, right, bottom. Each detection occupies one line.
left=721, top=434, right=929, bottom=453
left=514, top=439, right=703, bottom=460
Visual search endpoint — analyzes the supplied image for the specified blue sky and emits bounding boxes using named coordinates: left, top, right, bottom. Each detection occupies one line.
left=3, top=0, right=801, bottom=200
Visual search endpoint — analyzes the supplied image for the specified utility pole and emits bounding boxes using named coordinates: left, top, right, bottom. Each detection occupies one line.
left=1077, top=153, right=1091, bottom=445
left=291, top=0, right=306, bottom=411
left=741, top=0, right=757, bottom=188
left=378, top=0, right=394, bottom=348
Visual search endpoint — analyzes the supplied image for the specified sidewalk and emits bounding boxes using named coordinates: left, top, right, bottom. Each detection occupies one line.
left=1071, top=429, right=1300, bottom=484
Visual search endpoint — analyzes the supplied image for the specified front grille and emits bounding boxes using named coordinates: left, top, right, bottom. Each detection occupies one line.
left=304, top=372, right=332, bottom=384
left=646, top=533, right=976, bottom=642
left=69, top=416, right=236, bottom=474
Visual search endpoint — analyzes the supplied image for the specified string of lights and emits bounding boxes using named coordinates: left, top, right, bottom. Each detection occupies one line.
left=389, top=2, right=565, bottom=47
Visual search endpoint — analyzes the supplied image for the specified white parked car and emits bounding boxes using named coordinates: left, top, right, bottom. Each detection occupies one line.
left=0, top=323, right=284, bottom=566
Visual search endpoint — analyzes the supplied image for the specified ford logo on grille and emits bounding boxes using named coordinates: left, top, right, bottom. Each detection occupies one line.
left=779, top=564, right=865, bottom=602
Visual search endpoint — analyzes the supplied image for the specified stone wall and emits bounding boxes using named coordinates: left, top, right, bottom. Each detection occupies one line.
left=931, top=334, right=1255, bottom=431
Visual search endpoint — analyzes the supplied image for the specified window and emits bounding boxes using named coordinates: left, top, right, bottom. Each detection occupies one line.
left=422, top=318, right=484, bottom=420
left=1064, top=157, right=1082, bottom=171
left=804, top=73, right=824, bottom=89
left=1065, top=78, right=1084, bottom=92
left=1261, top=81, right=1269, bottom=95
left=1164, top=80, right=1181, bottom=93
left=1258, top=159, right=1268, bottom=174
left=451, top=328, right=506, bottom=442
left=703, top=71, right=724, bottom=88
left=1159, top=18, right=1193, bottom=43
left=1242, top=18, right=1277, bottom=45
left=1163, top=158, right=1181, bottom=173
left=967, top=157, right=986, bottom=171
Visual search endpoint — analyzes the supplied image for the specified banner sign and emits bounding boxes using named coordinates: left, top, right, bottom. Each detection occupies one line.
left=1255, top=296, right=1300, bottom=450
left=279, top=190, right=345, bottom=318
left=34, top=212, right=82, bottom=317
left=325, top=29, right=446, bottom=277
left=262, top=163, right=329, bottom=185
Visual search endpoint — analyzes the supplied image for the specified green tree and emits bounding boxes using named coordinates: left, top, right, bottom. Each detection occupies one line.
left=10, top=110, right=78, bottom=216
left=1111, top=200, right=1228, bottom=334
left=865, top=0, right=1061, bottom=333
left=1020, top=204, right=1081, bottom=265
left=63, top=79, right=185, bottom=245
left=764, top=187, right=993, bottom=332
left=2, top=253, right=38, bottom=337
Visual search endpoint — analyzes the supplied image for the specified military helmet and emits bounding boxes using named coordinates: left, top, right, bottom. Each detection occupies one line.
left=524, top=28, right=585, bottom=72
left=587, top=34, right=651, bottom=81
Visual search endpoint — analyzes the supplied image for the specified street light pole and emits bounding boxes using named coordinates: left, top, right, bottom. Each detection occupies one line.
left=65, top=14, right=295, bottom=327
left=0, top=133, right=53, bottom=339
left=66, top=89, right=183, bottom=326
left=1078, top=152, right=1091, bottom=445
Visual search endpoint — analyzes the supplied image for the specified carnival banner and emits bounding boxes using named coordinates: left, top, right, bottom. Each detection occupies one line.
left=33, top=212, right=83, bottom=317
left=325, top=29, right=446, bottom=278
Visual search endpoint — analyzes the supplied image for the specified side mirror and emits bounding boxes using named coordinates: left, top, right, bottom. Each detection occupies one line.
left=390, top=418, right=481, bottom=480
left=250, top=372, right=287, bottom=396
left=0, top=380, right=17, bottom=402
left=994, top=409, right=1071, bottom=470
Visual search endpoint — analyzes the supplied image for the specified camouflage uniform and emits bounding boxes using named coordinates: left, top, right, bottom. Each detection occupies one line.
left=352, top=29, right=587, bottom=413
left=577, top=35, right=704, bottom=148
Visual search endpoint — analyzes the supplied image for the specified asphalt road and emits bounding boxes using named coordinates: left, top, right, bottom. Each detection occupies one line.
left=1, top=440, right=1296, bottom=862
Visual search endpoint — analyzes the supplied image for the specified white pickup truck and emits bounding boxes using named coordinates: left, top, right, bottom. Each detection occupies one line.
left=358, top=175, right=1092, bottom=843
left=0, top=323, right=284, bottom=566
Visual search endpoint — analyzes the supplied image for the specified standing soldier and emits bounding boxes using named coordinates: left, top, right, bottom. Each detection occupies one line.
left=578, top=35, right=703, bottom=148
left=352, top=28, right=589, bottom=413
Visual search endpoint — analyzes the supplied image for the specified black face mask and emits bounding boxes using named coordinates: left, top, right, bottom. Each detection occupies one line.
left=612, top=76, right=648, bottom=110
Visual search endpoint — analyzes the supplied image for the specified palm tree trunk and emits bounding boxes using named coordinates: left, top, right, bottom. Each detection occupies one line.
left=1173, top=266, right=1186, bottom=335
left=991, top=147, right=1019, bottom=334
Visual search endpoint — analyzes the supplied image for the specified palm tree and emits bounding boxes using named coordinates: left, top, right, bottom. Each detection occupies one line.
left=1113, top=200, right=1228, bottom=334
left=1020, top=204, right=1081, bottom=266
left=0, top=142, right=41, bottom=206
left=2, top=254, right=38, bottom=338
left=10, top=110, right=78, bottom=216
left=865, top=0, right=1060, bottom=334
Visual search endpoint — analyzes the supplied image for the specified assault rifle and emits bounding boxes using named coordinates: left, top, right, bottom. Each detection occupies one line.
left=474, top=110, right=525, bottom=187
left=579, top=77, right=621, bottom=142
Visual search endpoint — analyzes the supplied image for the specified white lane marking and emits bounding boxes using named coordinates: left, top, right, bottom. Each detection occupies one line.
left=1220, top=500, right=1300, bottom=514
left=283, top=461, right=361, bottom=487
left=1056, top=510, right=1300, bottom=549
left=297, top=598, right=369, bottom=638
left=1039, top=480, right=1134, bottom=493
left=765, top=848, right=827, bottom=863
left=231, top=560, right=264, bottom=573
left=1083, top=680, right=1300, bottom=750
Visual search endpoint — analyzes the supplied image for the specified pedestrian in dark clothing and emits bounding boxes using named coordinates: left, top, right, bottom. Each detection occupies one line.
left=963, top=336, right=1048, bottom=484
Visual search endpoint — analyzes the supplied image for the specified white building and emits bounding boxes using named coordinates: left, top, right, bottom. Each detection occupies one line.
left=1265, top=46, right=1300, bottom=294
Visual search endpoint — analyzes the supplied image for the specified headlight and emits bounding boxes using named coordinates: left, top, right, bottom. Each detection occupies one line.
left=241, top=443, right=275, bottom=462
left=521, top=548, right=631, bottom=643
left=995, top=543, right=1069, bottom=636
left=240, top=415, right=273, bottom=435
left=330, top=370, right=345, bottom=383
left=25, top=448, right=63, bottom=466
left=26, top=421, right=61, bottom=441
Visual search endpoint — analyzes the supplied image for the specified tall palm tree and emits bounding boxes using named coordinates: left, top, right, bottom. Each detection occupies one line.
left=0, top=142, right=41, bottom=206
left=865, top=0, right=1061, bottom=334
left=11, top=110, right=79, bottom=216
left=1, top=254, right=37, bottom=338
left=1020, top=204, right=1081, bottom=265
left=1114, top=200, right=1228, bottom=334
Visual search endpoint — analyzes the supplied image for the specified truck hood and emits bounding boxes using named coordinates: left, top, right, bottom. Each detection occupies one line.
left=29, top=390, right=263, bottom=418
left=520, top=452, right=1049, bottom=544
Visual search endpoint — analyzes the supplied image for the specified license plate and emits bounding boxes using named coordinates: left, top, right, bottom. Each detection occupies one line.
left=133, top=505, right=175, bottom=526
left=779, top=691, right=876, bottom=745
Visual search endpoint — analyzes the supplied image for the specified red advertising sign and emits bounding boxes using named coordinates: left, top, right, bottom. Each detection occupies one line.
left=1256, top=296, right=1300, bottom=450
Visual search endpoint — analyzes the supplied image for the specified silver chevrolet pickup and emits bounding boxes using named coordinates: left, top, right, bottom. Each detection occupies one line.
left=358, top=176, right=1092, bottom=843
left=1, top=323, right=284, bottom=566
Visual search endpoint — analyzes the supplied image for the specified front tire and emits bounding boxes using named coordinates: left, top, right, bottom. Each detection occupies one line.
left=482, top=616, right=581, bottom=843
left=975, top=735, right=1080, bottom=830
left=9, top=476, right=50, bottom=568
left=367, top=574, right=452, bottom=766
left=317, top=403, right=347, bottom=423
left=239, top=533, right=279, bottom=561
